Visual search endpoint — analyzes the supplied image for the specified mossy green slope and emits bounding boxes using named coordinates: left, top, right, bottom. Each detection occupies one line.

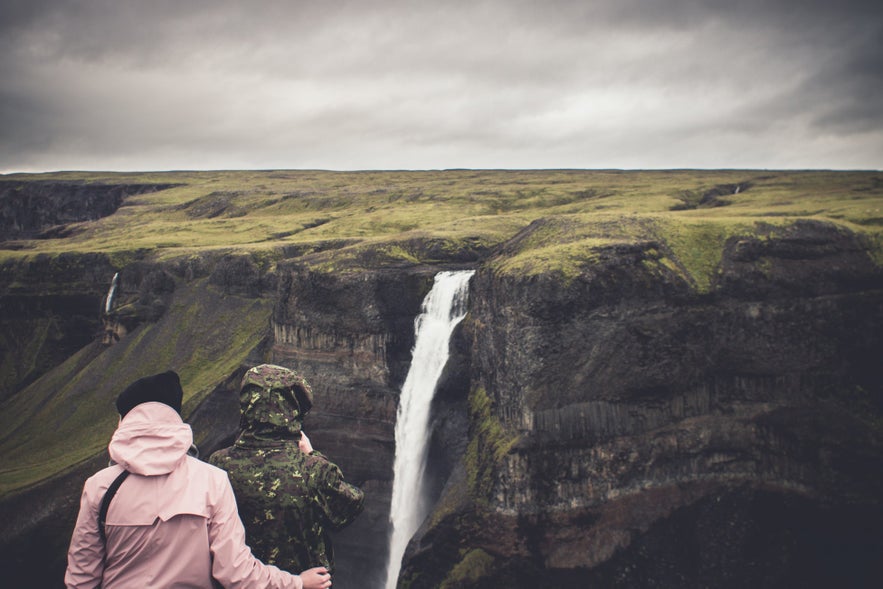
left=0, top=278, right=271, bottom=496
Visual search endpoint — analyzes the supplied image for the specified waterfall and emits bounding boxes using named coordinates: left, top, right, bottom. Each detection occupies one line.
left=104, top=272, right=119, bottom=314
left=383, top=270, right=475, bottom=589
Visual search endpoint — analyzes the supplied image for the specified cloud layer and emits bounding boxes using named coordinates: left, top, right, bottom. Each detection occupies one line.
left=2, top=0, right=882, bottom=171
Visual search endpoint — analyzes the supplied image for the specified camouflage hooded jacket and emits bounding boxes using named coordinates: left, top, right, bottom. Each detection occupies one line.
left=209, top=365, right=364, bottom=573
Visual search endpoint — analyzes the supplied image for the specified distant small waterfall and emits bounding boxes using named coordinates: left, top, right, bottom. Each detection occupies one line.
left=104, top=272, right=119, bottom=314
left=383, top=270, right=475, bottom=589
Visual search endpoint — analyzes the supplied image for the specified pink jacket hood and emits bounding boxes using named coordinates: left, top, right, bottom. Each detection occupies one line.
left=67, top=401, right=303, bottom=589
left=108, top=402, right=192, bottom=476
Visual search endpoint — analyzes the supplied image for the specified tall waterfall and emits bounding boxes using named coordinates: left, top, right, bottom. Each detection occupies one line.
left=383, top=270, right=475, bottom=589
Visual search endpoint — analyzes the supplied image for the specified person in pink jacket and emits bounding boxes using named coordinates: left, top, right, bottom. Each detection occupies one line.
left=65, top=370, right=332, bottom=589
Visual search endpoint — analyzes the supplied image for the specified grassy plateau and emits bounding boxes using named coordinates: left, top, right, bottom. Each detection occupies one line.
left=2, top=169, right=882, bottom=274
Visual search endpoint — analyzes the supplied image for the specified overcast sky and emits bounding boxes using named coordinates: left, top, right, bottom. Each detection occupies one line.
left=1, top=0, right=881, bottom=172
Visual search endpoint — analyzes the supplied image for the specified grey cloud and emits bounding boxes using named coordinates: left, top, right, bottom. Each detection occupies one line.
left=803, top=31, right=883, bottom=133
left=1, top=0, right=881, bottom=171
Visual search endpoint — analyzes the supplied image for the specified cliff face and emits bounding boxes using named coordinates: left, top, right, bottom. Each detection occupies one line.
left=401, top=219, right=883, bottom=588
left=269, top=264, right=440, bottom=588
left=0, top=253, right=115, bottom=401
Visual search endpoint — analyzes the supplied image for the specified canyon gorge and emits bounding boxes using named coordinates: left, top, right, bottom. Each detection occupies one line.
left=0, top=171, right=880, bottom=587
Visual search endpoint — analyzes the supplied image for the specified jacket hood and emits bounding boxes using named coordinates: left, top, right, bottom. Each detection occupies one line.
left=237, top=364, right=313, bottom=443
left=109, top=402, right=193, bottom=476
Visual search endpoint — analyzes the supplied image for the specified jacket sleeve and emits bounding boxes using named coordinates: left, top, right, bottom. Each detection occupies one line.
left=64, top=479, right=105, bottom=589
left=310, top=451, right=365, bottom=531
left=208, top=472, right=304, bottom=589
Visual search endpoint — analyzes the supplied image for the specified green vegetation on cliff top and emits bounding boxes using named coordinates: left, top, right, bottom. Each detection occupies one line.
left=3, top=170, right=882, bottom=286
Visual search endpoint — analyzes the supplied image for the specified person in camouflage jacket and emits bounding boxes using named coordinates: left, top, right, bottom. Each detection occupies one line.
left=209, top=364, right=364, bottom=575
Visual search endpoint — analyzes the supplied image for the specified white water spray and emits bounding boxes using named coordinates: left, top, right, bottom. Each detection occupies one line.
left=384, top=270, right=475, bottom=589
left=104, top=272, right=119, bottom=314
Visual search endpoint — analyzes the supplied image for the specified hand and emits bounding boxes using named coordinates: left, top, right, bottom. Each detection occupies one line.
left=299, top=566, right=331, bottom=589
left=298, top=431, right=314, bottom=454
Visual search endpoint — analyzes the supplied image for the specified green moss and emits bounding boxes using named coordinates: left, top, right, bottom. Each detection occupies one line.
left=487, top=213, right=639, bottom=281
left=651, top=216, right=756, bottom=293
left=656, top=254, right=690, bottom=281
left=492, top=237, right=605, bottom=280
left=465, top=386, right=518, bottom=502
left=378, top=244, right=421, bottom=264
left=439, top=549, right=496, bottom=588
left=107, top=248, right=150, bottom=269
left=867, top=232, right=883, bottom=266
left=4, top=169, right=881, bottom=273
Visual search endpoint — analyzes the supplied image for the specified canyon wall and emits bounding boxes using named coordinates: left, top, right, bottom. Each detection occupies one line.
left=269, top=265, right=439, bottom=588
left=401, top=219, right=883, bottom=588
left=1, top=189, right=881, bottom=588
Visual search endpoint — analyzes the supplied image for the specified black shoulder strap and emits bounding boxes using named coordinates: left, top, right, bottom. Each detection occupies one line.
left=98, top=469, right=130, bottom=544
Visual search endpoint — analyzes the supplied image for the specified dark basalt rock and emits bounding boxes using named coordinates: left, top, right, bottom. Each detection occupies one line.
left=400, top=220, right=883, bottom=588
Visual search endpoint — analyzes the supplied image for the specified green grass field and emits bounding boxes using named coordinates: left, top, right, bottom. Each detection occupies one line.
left=3, top=169, right=882, bottom=270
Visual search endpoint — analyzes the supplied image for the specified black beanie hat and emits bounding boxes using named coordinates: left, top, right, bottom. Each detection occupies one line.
left=116, top=370, right=184, bottom=418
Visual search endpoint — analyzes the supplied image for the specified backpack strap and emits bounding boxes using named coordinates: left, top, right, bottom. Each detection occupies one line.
left=98, top=469, right=130, bottom=544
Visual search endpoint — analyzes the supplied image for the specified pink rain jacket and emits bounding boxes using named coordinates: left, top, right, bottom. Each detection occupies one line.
left=65, top=402, right=304, bottom=589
